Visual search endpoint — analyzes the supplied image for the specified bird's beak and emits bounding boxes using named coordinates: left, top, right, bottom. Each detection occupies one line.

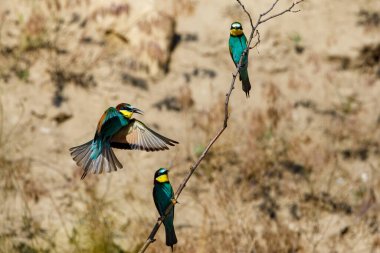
left=133, top=108, right=144, bottom=115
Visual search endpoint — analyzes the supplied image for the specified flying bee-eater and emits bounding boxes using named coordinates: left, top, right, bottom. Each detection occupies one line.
left=229, top=21, right=251, bottom=97
left=153, top=168, right=177, bottom=250
left=69, top=103, right=178, bottom=179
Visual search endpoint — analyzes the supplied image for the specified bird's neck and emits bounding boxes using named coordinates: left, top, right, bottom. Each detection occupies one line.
left=230, top=30, right=244, bottom=37
left=155, top=181, right=170, bottom=185
left=119, top=110, right=133, bottom=119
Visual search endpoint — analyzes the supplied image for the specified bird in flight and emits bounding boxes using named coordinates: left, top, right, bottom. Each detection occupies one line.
left=70, top=103, right=178, bottom=179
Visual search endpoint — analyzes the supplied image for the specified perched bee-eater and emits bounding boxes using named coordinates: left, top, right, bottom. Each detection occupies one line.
left=69, top=103, right=178, bottom=179
left=229, top=21, right=251, bottom=97
left=153, top=168, right=177, bottom=250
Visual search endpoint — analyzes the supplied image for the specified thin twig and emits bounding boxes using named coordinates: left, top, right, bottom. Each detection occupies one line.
left=137, top=0, right=304, bottom=252
left=261, top=0, right=280, bottom=17
left=249, top=30, right=261, bottom=50
left=236, top=0, right=254, bottom=29
left=259, top=0, right=305, bottom=24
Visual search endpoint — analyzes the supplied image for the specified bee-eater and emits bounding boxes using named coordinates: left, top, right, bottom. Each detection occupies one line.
left=69, top=103, right=178, bottom=179
left=229, top=21, right=251, bottom=97
left=153, top=168, right=177, bottom=250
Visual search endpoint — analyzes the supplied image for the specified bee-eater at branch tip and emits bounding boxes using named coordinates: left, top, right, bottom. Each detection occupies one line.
left=69, top=103, right=179, bottom=179
left=153, top=168, right=177, bottom=251
left=229, top=21, right=251, bottom=97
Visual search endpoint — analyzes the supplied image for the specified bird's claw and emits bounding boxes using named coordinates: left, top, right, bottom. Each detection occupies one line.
left=171, top=198, right=178, bottom=205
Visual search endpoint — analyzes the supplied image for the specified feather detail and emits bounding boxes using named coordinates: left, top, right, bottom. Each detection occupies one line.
left=69, top=141, right=123, bottom=179
left=229, top=33, right=252, bottom=97
left=240, top=67, right=251, bottom=97
left=110, top=119, right=178, bottom=151
left=96, top=107, right=128, bottom=135
left=70, top=105, right=178, bottom=179
left=153, top=182, right=177, bottom=249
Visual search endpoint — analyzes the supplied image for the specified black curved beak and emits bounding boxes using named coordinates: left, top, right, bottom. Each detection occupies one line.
left=133, top=108, right=144, bottom=115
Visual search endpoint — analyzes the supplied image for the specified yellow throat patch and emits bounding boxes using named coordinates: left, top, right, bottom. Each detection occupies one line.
left=119, top=109, right=133, bottom=119
left=230, top=29, right=243, bottom=36
left=156, top=174, right=169, bottom=183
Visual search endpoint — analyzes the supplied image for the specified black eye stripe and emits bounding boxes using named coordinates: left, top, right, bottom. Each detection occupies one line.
left=231, top=24, right=242, bottom=29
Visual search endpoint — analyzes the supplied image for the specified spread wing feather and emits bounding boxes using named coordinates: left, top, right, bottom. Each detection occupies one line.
left=110, top=119, right=178, bottom=151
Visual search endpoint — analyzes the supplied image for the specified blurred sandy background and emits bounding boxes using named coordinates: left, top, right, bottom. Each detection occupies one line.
left=1, top=0, right=380, bottom=252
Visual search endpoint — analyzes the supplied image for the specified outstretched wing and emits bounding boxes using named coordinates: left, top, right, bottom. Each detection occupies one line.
left=110, top=119, right=178, bottom=151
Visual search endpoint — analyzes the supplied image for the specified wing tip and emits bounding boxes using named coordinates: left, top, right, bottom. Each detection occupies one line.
left=167, top=140, right=179, bottom=146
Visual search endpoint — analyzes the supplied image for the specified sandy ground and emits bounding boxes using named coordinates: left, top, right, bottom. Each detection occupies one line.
left=1, top=0, right=380, bottom=252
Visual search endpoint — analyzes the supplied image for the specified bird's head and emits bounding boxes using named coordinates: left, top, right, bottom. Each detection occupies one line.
left=116, top=103, right=143, bottom=119
left=230, top=22, right=244, bottom=36
left=154, top=168, right=170, bottom=184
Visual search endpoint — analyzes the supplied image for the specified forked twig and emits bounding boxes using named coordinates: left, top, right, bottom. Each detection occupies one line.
left=259, top=0, right=305, bottom=24
left=137, top=1, right=304, bottom=252
left=249, top=30, right=261, bottom=50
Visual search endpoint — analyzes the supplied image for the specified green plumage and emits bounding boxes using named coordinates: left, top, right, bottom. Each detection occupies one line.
left=229, top=25, right=251, bottom=97
left=153, top=169, right=177, bottom=250
left=70, top=107, right=128, bottom=179
left=91, top=107, right=129, bottom=160
left=70, top=103, right=178, bottom=179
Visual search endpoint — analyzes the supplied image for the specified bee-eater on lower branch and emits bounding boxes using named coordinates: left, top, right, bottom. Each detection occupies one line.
left=229, top=21, right=251, bottom=97
left=69, top=103, right=178, bottom=179
left=153, top=168, right=177, bottom=251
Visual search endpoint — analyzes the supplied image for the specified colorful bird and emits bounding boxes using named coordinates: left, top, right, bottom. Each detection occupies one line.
left=70, top=103, right=178, bottom=179
left=229, top=21, right=251, bottom=97
left=153, top=168, right=177, bottom=250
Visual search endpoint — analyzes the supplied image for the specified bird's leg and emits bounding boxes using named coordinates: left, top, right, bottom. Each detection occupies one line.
left=171, top=198, right=179, bottom=205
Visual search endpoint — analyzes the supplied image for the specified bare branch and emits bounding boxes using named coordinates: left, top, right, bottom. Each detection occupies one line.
left=236, top=0, right=255, bottom=29
left=261, top=0, right=280, bottom=16
left=249, top=30, right=261, bottom=50
left=137, top=0, right=305, bottom=252
left=259, top=0, right=305, bottom=24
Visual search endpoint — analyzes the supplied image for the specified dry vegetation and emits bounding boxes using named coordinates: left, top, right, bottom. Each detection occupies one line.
left=1, top=0, right=380, bottom=252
